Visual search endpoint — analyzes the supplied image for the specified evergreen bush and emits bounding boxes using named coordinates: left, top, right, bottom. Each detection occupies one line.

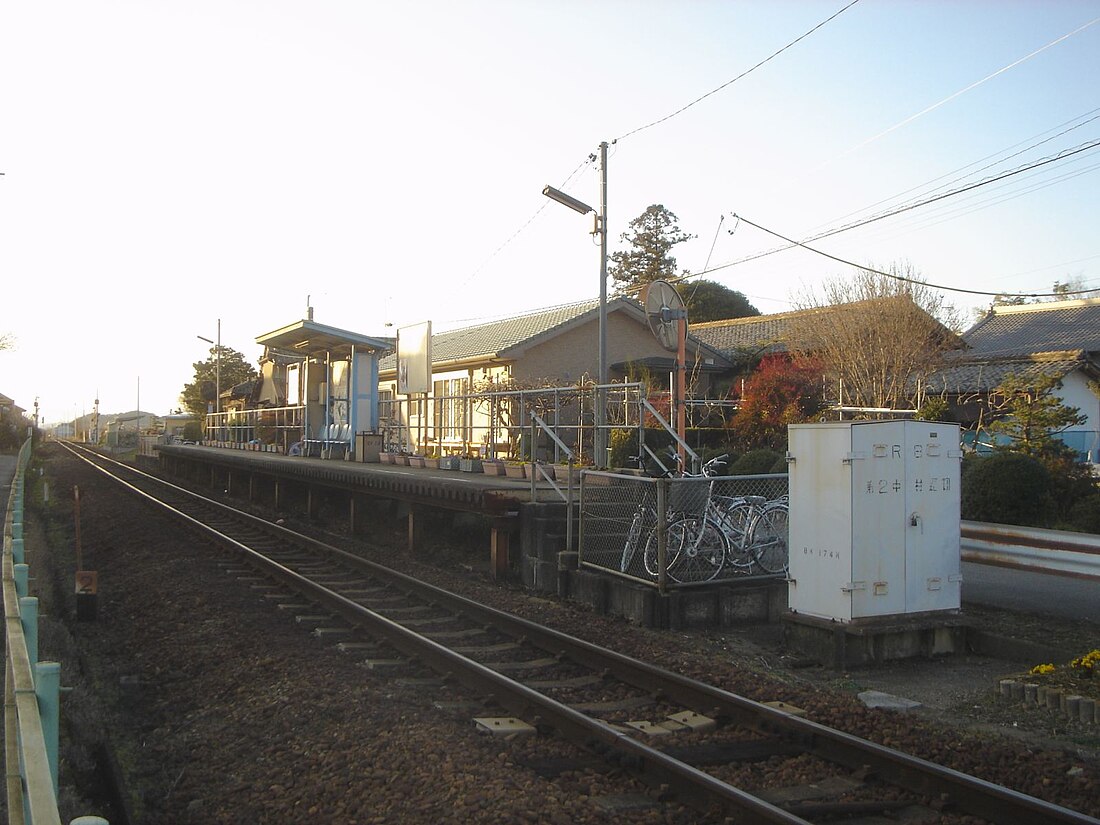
left=729, top=448, right=782, bottom=476
left=960, top=452, right=1053, bottom=527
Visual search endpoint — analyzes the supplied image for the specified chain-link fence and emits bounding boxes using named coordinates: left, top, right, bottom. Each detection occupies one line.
left=580, top=471, right=789, bottom=589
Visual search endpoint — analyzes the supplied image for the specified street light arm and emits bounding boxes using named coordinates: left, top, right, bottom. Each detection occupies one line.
left=543, top=185, right=594, bottom=215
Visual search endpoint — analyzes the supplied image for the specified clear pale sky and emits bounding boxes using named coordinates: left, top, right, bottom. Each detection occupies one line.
left=2, top=1, right=1098, bottom=424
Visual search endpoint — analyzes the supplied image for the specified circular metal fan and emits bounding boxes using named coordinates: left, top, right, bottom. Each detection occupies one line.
left=643, top=280, right=687, bottom=352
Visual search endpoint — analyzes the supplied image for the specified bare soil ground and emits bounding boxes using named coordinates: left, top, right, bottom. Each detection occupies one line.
left=17, top=445, right=1100, bottom=823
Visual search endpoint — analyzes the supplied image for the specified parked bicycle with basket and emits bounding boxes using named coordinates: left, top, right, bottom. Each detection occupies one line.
left=618, top=453, right=789, bottom=584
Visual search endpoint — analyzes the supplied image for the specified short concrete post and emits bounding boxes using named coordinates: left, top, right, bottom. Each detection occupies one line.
left=998, top=679, right=1015, bottom=699
left=1009, top=681, right=1025, bottom=702
left=1024, top=684, right=1038, bottom=704
left=1046, top=689, right=1062, bottom=710
left=1080, top=697, right=1096, bottom=724
left=70, top=817, right=110, bottom=825
left=20, top=596, right=39, bottom=667
left=14, top=564, right=29, bottom=598
left=12, top=521, right=22, bottom=541
left=1066, top=695, right=1082, bottom=719
left=35, top=662, right=61, bottom=794
left=12, top=537, right=25, bottom=565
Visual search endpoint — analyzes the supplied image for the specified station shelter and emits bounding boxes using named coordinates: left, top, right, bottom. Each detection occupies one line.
left=254, top=318, right=393, bottom=457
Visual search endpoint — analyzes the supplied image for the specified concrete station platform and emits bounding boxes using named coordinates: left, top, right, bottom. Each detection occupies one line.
left=154, top=444, right=559, bottom=579
left=152, top=445, right=788, bottom=632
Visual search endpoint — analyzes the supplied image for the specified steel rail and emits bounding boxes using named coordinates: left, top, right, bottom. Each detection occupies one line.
left=62, top=444, right=1100, bottom=825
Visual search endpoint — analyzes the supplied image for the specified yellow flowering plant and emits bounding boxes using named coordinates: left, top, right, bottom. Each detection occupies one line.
left=1070, top=649, right=1100, bottom=676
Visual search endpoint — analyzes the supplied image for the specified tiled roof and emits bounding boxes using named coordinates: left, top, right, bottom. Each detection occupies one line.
left=379, top=296, right=729, bottom=372
left=689, top=310, right=802, bottom=359
left=427, top=299, right=605, bottom=363
left=922, top=298, right=1100, bottom=393
left=377, top=298, right=611, bottom=371
left=962, top=298, right=1100, bottom=358
left=688, top=298, right=947, bottom=360
left=924, top=353, right=1083, bottom=394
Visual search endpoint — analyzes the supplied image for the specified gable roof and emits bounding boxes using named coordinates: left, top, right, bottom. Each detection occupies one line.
left=689, top=297, right=960, bottom=362
left=689, top=307, right=810, bottom=360
left=961, top=297, right=1100, bottom=359
left=924, top=353, right=1086, bottom=395
left=924, top=298, right=1100, bottom=394
left=380, top=297, right=729, bottom=373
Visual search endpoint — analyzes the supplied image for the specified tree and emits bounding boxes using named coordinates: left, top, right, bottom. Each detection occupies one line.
left=789, top=265, right=961, bottom=413
left=986, top=373, right=1086, bottom=458
left=179, top=346, right=259, bottom=417
left=680, top=279, right=760, bottom=323
left=609, top=204, right=694, bottom=290
left=730, top=354, right=824, bottom=450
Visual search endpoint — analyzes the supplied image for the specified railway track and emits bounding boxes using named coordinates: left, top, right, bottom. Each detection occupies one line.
left=63, top=442, right=1098, bottom=825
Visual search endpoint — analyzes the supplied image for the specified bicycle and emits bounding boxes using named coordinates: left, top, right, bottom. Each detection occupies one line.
left=619, top=454, right=669, bottom=575
left=655, top=453, right=789, bottom=577
left=637, top=453, right=729, bottom=584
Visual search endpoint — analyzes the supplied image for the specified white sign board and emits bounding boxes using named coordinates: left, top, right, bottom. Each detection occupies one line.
left=397, top=321, right=432, bottom=395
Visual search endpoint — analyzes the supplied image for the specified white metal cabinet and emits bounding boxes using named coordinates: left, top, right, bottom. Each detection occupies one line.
left=788, top=421, right=962, bottom=622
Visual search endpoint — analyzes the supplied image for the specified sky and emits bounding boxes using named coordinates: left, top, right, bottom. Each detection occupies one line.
left=2, top=1, right=1099, bottom=425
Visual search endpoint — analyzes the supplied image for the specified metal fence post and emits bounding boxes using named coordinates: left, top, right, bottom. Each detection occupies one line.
left=34, top=662, right=60, bottom=795
left=656, top=478, right=668, bottom=594
left=19, top=597, right=38, bottom=669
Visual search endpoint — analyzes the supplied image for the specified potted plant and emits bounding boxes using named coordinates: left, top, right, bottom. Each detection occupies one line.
left=439, top=455, right=461, bottom=470
left=424, top=455, right=440, bottom=469
left=408, top=455, right=426, bottom=469
left=459, top=456, right=483, bottom=473
left=530, top=462, right=555, bottom=481
left=378, top=451, right=394, bottom=464
left=504, top=461, right=526, bottom=480
left=481, top=457, right=506, bottom=476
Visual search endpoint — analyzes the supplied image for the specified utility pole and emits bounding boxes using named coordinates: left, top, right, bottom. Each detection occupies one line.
left=596, top=140, right=609, bottom=468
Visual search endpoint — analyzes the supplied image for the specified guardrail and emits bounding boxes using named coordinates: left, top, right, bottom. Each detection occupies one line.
left=4, top=439, right=62, bottom=825
left=3, top=440, right=106, bottom=825
left=961, top=520, right=1100, bottom=580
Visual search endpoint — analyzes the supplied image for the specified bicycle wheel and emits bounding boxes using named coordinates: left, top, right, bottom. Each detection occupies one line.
left=665, top=517, right=728, bottom=583
left=620, top=509, right=644, bottom=573
left=642, top=518, right=703, bottom=579
left=711, top=498, right=756, bottom=570
left=751, top=503, right=789, bottom=575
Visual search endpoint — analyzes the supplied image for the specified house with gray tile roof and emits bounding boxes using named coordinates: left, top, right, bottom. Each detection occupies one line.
left=377, top=297, right=731, bottom=457
left=927, top=298, right=1100, bottom=460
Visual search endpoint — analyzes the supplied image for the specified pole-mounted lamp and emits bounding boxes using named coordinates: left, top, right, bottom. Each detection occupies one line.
left=543, top=140, right=610, bottom=466
left=196, top=318, right=222, bottom=415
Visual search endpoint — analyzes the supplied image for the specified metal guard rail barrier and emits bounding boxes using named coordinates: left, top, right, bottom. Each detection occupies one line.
left=962, top=520, right=1100, bottom=580
left=4, top=439, right=63, bottom=825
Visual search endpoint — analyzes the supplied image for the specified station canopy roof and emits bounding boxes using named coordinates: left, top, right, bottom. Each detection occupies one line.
left=256, top=319, right=394, bottom=360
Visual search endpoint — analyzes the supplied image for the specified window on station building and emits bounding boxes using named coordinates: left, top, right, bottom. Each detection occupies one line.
left=433, top=378, right=469, bottom=442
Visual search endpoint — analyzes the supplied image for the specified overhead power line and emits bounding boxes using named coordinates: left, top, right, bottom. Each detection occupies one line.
left=821, top=15, right=1100, bottom=166
left=615, top=0, right=861, bottom=142
left=700, top=137, right=1100, bottom=276
left=729, top=213, right=1099, bottom=300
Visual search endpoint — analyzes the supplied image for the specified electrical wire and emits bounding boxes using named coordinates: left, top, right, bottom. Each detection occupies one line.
left=614, top=0, right=861, bottom=143
left=700, top=136, right=1100, bottom=277
left=729, top=213, right=1099, bottom=299
left=451, top=154, right=596, bottom=292
left=818, top=107, right=1100, bottom=232
left=819, top=15, right=1100, bottom=167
